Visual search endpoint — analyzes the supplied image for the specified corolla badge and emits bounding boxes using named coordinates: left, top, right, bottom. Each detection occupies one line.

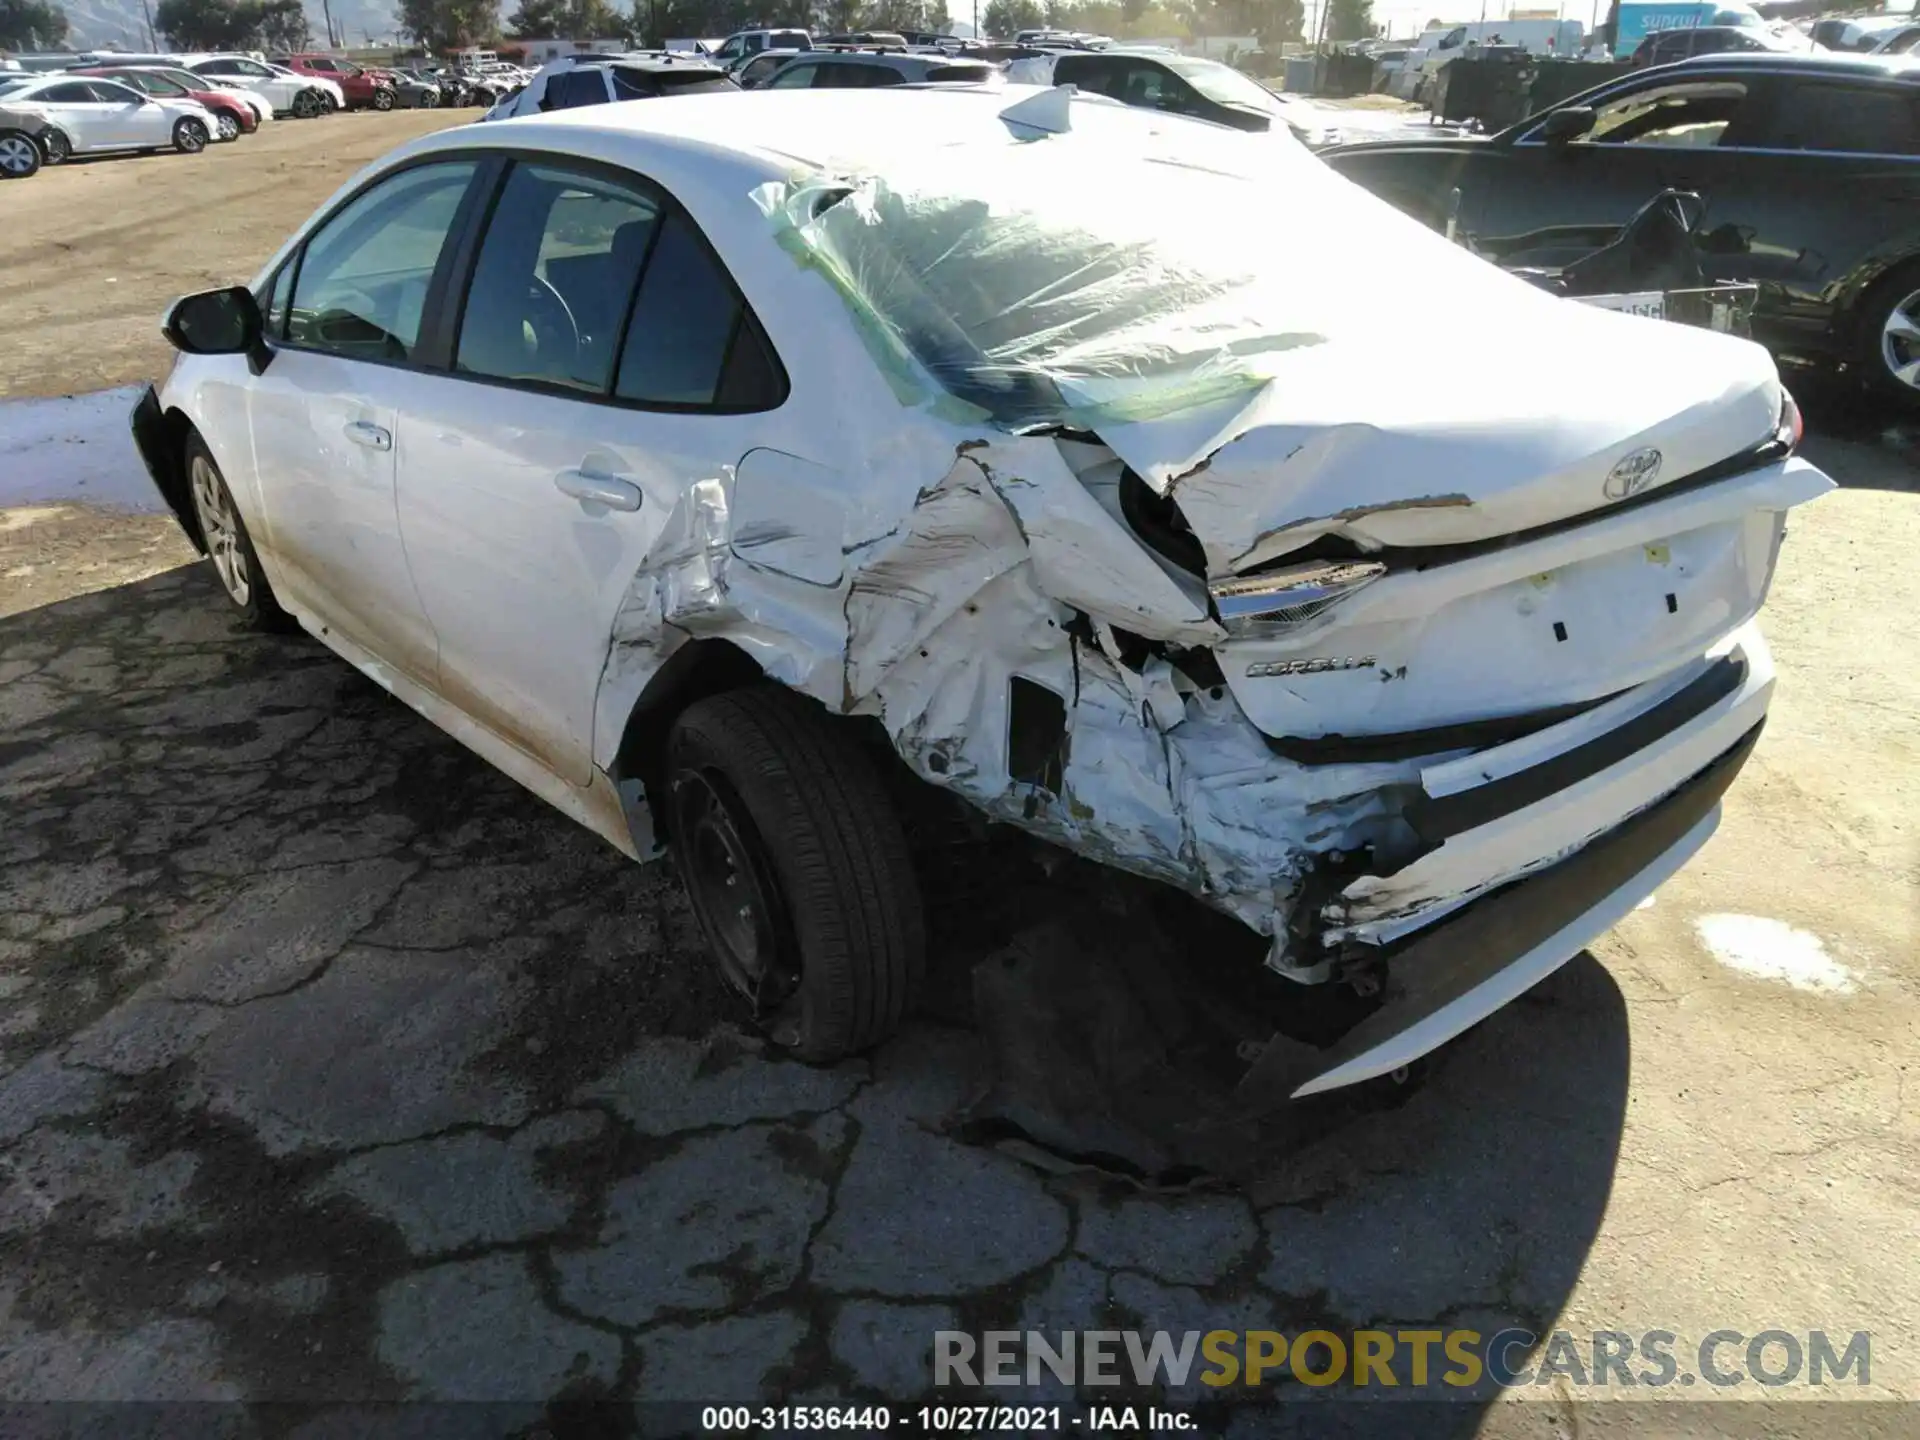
left=1605, top=447, right=1663, bottom=500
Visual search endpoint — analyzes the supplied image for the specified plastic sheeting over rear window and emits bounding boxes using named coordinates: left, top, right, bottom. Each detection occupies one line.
left=749, top=126, right=1330, bottom=429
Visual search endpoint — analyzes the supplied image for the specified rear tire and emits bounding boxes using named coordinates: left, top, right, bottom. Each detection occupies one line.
left=183, top=432, right=293, bottom=632
left=664, top=685, right=925, bottom=1062
left=172, top=117, right=208, bottom=154
left=0, top=130, right=40, bottom=179
left=1856, top=261, right=1920, bottom=412
left=372, top=86, right=395, bottom=111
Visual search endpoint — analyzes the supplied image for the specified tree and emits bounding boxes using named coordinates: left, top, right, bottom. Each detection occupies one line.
left=0, top=0, right=67, bottom=49
left=1324, top=0, right=1372, bottom=41
left=398, top=0, right=502, bottom=50
left=256, top=0, right=310, bottom=48
left=154, top=0, right=258, bottom=49
left=983, top=0, right=1043, bottom=37
left=509, top=0, right=629, bottom=37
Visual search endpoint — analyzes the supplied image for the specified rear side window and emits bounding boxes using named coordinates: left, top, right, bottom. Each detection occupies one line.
left=1760, top=81, right=1920, bottom=154
left=39, top=83, right=96, bottom=102
left=767, top=60, right=818, bottom=88
left=652, top=71, right=735, bottom=94
left=615, top=210, right=783, bottom=409
left=541, top=70, right=608, bottom=109
left=457, top=164, right=661, bottom=393
left=608, top=68, right=657, bottom=99
left=926, top=64, right=994, bottom=84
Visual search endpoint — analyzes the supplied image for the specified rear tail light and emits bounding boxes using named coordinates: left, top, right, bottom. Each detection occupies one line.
left=1210, top=559, right=1388, bottom=639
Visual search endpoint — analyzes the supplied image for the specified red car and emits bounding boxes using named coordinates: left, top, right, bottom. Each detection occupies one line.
left=75, top=67, right=259, bottom=142
left=270, top=54, right=398, bottom=110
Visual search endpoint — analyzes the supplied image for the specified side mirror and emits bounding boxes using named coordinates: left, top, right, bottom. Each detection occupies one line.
left=162, top=286, right=272, bottom=375
left=1541, top=105, right=1596, bottom=145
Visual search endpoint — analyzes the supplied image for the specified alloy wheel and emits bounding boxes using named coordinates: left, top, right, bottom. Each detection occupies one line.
left=1880, top=289, right=1920, bottom=393
left=373, top=86, right=394, bottom=110
left=215, top=112, right=239, bottom=141
left=0, top=134, right=36, bottom=176
left=189, top=456, right=251, bottom=607
left=175, top=118, right=207, bottom=153
left=293, top=90, right=321, bottom=118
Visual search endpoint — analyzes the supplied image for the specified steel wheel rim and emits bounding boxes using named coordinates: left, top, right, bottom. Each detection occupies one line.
left=1881, top=289, right=1920, bottom=391
left=190, top=457, right=250, bottom=606
left=216, top=113, right=238, bottom=140
left=670, top=767, right=801, bottom=1038
left=0, top=135, right=33, bottom=173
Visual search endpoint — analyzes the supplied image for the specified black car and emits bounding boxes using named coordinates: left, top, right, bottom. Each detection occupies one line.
left=1630, top=26, right=1801, bottom=66
left=1322, top=53, right=1920, bottom=404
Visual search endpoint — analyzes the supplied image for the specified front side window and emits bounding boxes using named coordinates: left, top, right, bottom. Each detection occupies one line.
left=89, top=81, right=143, bottom=103
left=1579, top=81, right=1749, bottom=147
left=456, top=163, right=662, bottom=393
left=39, top=83, right=98, bottom=103
left=286, top=160, right=478, bottom=363
left=124, top=73, right=186, bottom=96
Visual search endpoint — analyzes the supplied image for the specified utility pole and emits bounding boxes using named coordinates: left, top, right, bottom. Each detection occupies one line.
left=322, top=0, right=336, bottom=48
left=140, top=0, right=156, bottom=49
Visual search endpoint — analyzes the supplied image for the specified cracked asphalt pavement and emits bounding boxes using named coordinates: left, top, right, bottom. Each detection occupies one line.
left=0, top=389, right=1915, bottom=1437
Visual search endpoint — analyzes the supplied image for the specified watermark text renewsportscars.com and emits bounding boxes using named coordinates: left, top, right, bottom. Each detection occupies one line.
left=934, top=1328, right=1872, bottom=1391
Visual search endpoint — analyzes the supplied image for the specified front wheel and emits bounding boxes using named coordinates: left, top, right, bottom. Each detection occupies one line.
left=39, top=127, right=70, bottom=164
left=172, top=117, right=208, bottom=154
left=665, top=685, right=925, bottom=1062
left=1859, top=264, right=1920, bottom=411
left=292, top=89, right=324, bottom=119
left=184, top=433, right=293, bottom=631
left=0, top=130, right=40, bottom=179
left=214, top=111, right=240, bottom=142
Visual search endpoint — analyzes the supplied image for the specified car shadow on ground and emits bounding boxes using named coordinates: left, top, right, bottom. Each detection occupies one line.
left=0, top=565, right=1627, bottom=1431
left=1790, top=375, right=1920, bottom=493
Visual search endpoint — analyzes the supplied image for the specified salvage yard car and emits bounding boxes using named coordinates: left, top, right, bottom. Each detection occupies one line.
left=1323, top=52, right=1920, bottom=405
left=132, top=84, right=1830, bottom=1099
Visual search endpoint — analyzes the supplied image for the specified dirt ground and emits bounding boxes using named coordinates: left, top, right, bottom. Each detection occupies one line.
left=0, top=114, right=1915, bottom=1428
left=0, top=109, right=468, bottom=402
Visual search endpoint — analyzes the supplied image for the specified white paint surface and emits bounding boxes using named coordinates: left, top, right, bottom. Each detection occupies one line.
left=1694, top=914, right=1859, bottom=995
left=0, top=387, right=163, bottom=514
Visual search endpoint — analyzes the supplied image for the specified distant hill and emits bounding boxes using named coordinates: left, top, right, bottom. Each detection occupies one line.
left=57, top=0, right=450, bottom=50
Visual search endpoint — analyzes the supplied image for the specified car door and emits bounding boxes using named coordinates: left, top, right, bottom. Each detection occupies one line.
left=32, top=82, right=113, bottom=148
left=1459, top=70, right=1768, bottom=273
left=391, top=157, right=790, bottom=785
left=86, top=79, right=168, bottom=145
left=245, top=158, right=486, bottom=686
left=1727, top=72, right=1920, bottom=349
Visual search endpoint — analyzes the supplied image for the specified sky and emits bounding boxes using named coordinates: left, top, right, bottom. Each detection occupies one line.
left=939, top=0, right=1614, bottom=41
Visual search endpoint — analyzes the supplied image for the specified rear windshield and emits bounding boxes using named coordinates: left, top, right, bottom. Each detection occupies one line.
left=925, top=64, right=996, bottom=83
left=771, top=31, right=809, bottom=47
left=752, top=132, right=1334, bottom=428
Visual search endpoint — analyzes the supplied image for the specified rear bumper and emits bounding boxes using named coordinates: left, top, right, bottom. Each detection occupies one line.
left=1242, top=717, right=1757, bottom=1102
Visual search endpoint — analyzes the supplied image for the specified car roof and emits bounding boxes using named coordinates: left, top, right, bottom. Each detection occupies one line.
left=561, top=51, right=725, bottom=73
left=1666, top=50, right=1920, bottom=81
left=412, top=83, right=1166, bottom=183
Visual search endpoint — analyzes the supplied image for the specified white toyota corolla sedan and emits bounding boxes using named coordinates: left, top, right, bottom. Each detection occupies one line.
left=133, top=83, right=1830, bottom=1100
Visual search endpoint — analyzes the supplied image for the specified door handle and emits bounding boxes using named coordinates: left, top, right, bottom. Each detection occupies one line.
left=555, top=467, right=642, bottom=512
left=344, top=420, right=391, bottom=451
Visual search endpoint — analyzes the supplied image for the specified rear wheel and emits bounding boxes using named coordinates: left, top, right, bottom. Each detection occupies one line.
left=172, top=116, right=208, bottom=154
left=184, top=433, right=292, bottom=631
left=39, top=128, right=70, bottom=164
left=214, top=111, right=240, bottom=142
left=1859, top=262, right=1920, bottom=411
left=371, top=86, right=395, bottom=111
left=0, top=130, right=40, bottom=179
left=664, top=685, right=925, bottom=1062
